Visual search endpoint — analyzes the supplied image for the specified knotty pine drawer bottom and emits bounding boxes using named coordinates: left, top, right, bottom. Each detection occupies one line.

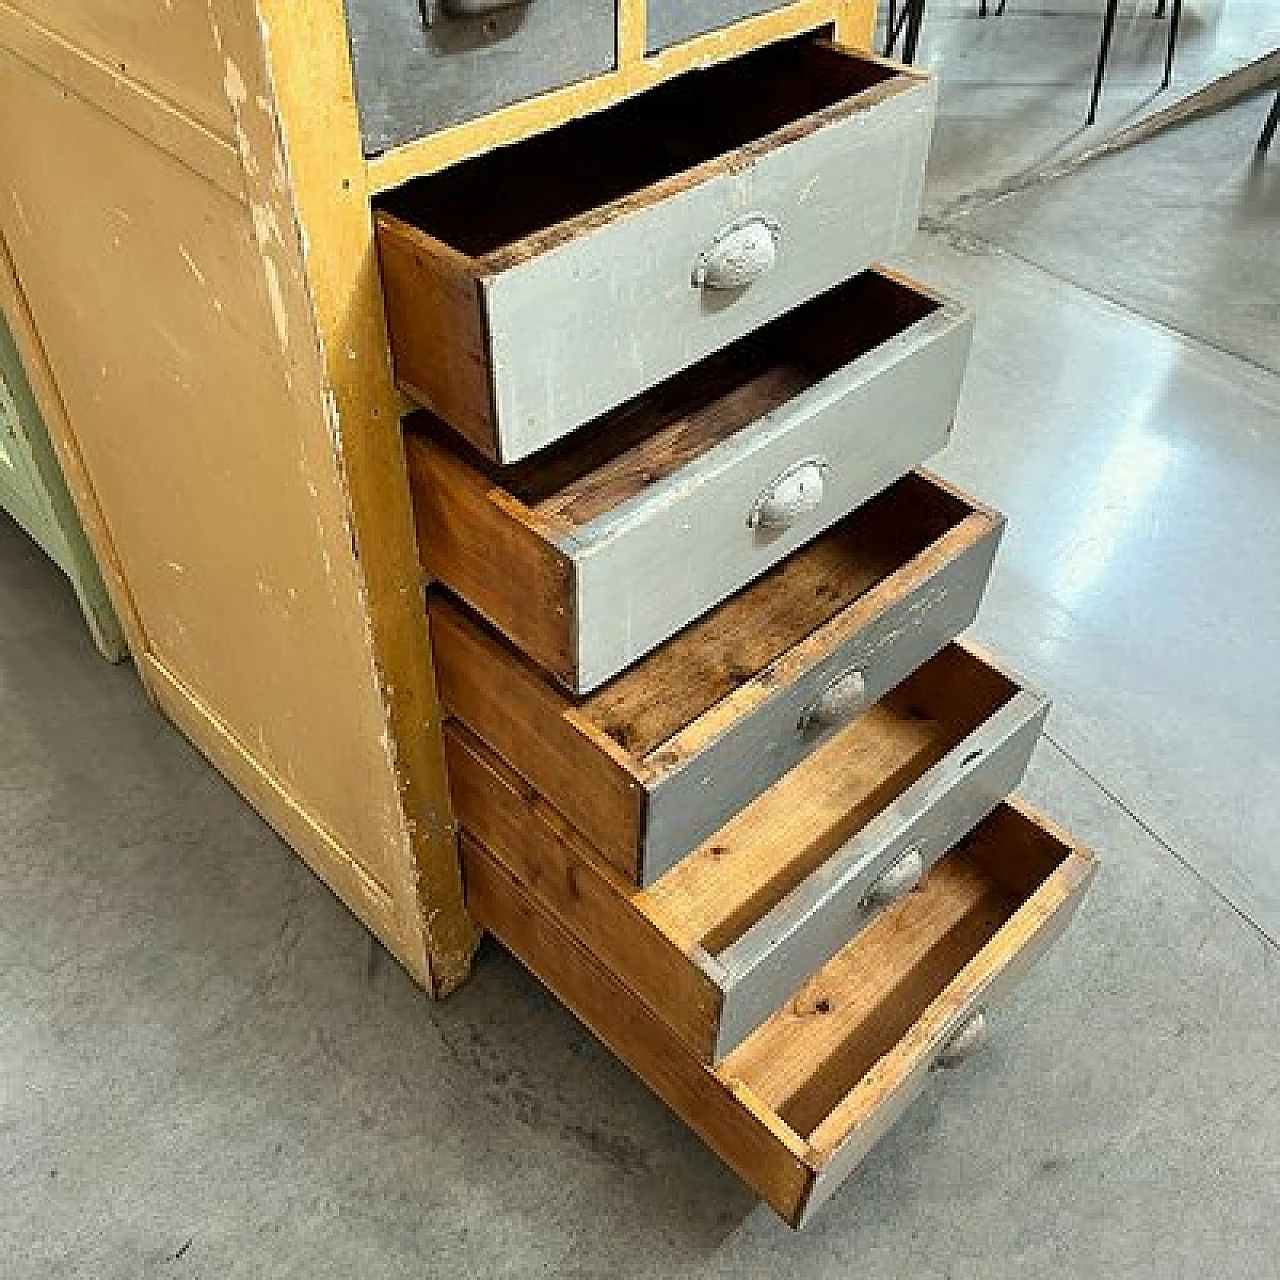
left=462, top=800, right=1097, bottom=1228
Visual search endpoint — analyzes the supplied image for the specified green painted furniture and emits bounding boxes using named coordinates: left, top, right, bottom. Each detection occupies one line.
left=0, top=311, right=126, bottom=661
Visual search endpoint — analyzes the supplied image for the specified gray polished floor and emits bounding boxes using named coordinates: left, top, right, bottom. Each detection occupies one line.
left=3, top=8, right=1279, bottom=1278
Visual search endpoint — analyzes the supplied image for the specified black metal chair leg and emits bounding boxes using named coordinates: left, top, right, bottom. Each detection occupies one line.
left=1088, top=0, right=1120, bottom=126
left=885, top=0, right=899, bottom=56
left=1260, top=88, right=1280, bottom=154
left=1161, top=0, right=1183, bottom=90
left=903, top=0, right=925, bottom=63
left=1154, top=0, right=1166, bottom=16
left=979, top=0, right=987, bottom=17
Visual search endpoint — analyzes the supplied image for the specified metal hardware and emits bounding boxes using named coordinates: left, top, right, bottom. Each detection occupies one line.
left=799, top=664, right=867, bottom=732
left=747, top=457, right=827, bottom=532
left=933, top=1008, right=989, bottom=1069
left=422, top=0, right=530, bottom=24
left=692, top=216, right=781, bottom=290
left=860, top=846, right=925, bottom=910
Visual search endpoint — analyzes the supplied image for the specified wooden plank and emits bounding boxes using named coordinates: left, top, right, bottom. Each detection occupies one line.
left=366, top=0, right=878, bottom=191
left=3, top=0, right=238, bottom=140
left=429, top=593, right=647, bottom=879
left=406, top=431, right=576, bottom=685
left=462, top=836, right=816, bottom=1226
left=374, top=217, right=496, bottom=456
left=0, top=1, right=244, bottom=201
left=445, top=724, right=724, bottom=1060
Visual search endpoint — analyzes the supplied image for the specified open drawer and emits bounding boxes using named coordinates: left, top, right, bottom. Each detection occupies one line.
left=447, top=641, right=1049, bottom=1061
left=376, top=36, right=935, bottom=460
left=407, top=268, right=973, bottom=692
left=463, top=799, right=1098, bottom=1227
left=429, top=472, right=1004, bottom=886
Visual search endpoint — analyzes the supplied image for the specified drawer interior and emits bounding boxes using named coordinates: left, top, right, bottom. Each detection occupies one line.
left=722, top=802, right=1077, bottom=1137
left=377, top=36, right=907, bottom=258
left=579, top=471, right=978, bottom=757
left=646, top=643, right=1026, bottom=957
left=414, top=270, right=942, bottom=526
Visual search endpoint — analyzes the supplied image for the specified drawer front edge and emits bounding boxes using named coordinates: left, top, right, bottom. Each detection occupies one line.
left=638, top=513, right=1004, bottom=884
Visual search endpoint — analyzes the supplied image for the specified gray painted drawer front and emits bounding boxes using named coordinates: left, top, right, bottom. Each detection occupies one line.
left=408, top=268, right=973, bottom=694
left=646, top=0, right=789, bottom=53
left=377, top=39, right=937, bottom=461
left=568, top=282, right=973, bottom=690
left=344, top=0, right=617, bottom=155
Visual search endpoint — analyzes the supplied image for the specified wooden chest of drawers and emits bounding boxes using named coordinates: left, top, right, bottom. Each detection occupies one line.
left=0, top=0, right=1097, bottom=1229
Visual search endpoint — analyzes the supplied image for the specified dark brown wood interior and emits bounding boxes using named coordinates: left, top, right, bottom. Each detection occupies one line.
left=581, top=473, right=974, bottom=755
left=378, top=36, right=901, bottom=256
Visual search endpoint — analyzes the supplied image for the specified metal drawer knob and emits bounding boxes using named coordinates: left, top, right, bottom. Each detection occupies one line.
left=748, top=457, right=827, bottom=532
left=933, top=1008, right=989, bottom=1070
left=799, top=664, right=867, bottom=731
left=860, top=846, right=925, bottom=910
left=430, top=0, right=530, bottom=21
left=692, top=216, right=781, bottom=290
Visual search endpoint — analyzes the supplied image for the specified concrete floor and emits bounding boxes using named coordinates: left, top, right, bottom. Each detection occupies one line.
left=3, top=7, right=1279, bottom=1277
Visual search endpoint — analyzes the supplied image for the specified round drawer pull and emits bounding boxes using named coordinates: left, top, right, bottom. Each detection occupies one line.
left=860, top=846, right=925, bottom=910
left=692, top=216, right=782, bottom=290
left=798, top=663, right=867, bottom=731
left=933, top=1008, right=989, bottom=1070
left=748, top=457, right=827, bottom=533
